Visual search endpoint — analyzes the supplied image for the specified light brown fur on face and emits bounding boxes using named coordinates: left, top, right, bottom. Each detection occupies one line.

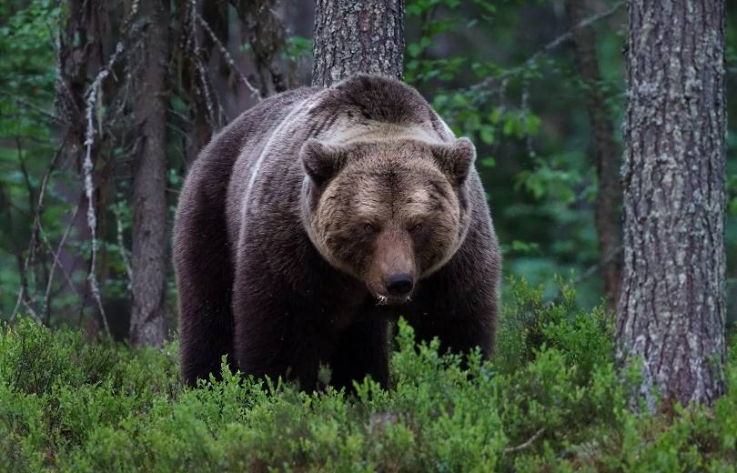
left=304, top=138, right=472, bottom=305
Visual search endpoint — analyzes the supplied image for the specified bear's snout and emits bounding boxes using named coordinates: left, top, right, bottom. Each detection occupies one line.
left=368, top=228, right=416, bottom=304
left=384, top=273, right=414, bottom=296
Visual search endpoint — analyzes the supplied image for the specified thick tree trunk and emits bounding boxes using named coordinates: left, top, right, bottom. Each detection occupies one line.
left=312, top=0, right=404, bottom=87
left=564, top=0, right=622, bottom=314
left=618, top=0, right=727, bottom=407
left=129, top=0, right=170, bottom=347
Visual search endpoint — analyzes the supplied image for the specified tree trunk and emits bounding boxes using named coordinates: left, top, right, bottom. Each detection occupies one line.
left=564, top=0, right=622, bottom=314
left=129, top=0, right=170, bottom=347
left=312, top=0, right=404, bottom=87
left=618, top=0, right=726, bottom=407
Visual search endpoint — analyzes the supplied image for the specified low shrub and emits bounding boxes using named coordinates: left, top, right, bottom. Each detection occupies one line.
left=1, top=279, right=735, bottom=472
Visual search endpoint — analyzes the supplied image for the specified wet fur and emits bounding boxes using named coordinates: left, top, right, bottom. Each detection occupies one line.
left=174, top=75, right=500, bottom=390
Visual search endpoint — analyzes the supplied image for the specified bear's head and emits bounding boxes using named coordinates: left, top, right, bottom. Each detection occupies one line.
left=300, top=137, right=475, bottom=305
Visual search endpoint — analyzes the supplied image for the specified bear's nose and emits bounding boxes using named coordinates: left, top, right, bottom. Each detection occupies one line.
left=385, top=273, right=414, bottom=296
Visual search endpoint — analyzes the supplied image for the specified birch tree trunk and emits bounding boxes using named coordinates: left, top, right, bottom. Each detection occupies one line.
left=129, top=0, right=170, bottom=347
left=618, top=0, right=727, bottom=407
left=312, top=0, right=404, bottom=87
left=564, top=0, right=622, bottom=314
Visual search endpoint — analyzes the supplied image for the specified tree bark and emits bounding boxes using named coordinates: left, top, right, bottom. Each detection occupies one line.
left=129, top=0, right=170, bottom=347
left=618, top=0, right=727, bottom=407
left=564, top=0, right=622, bottom=314
left=312, top=0, right=404, bottom=87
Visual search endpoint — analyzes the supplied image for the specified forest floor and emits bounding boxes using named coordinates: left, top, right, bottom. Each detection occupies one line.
left=1, top=279, right=736, bottom=472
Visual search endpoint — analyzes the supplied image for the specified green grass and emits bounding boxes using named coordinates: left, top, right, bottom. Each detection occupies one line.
left=1, top=279, right=735, bottom=472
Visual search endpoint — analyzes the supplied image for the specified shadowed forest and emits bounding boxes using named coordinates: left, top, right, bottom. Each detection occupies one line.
left=1, top=0, right=736, bottom=470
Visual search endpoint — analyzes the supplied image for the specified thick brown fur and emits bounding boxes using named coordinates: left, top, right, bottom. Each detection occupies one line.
left=174, top=75, right=500, bottom=390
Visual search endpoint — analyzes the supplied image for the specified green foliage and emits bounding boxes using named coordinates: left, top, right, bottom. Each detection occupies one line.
left=2, top=0, right=736, bottom=329
left=496, top=277, right=613, bottom=378
left=1, top=282, right=735, bottom=471
left=515, top=155, right=584, bottom=203
left=0, top=0, right=68, bottom=318
left=283, top=35, right=313, bottom=63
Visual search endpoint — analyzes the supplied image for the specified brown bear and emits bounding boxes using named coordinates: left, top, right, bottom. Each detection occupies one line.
left=174, top=74, right=500, bottom=390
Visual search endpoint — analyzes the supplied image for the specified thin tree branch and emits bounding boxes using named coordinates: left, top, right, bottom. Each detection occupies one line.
left=42, top=202, right=82, bottom=324
left=14, top=137, right=36, bottom=223
left=0, top=93, right=63, bottom=123
left=10, top=145, right=64, bottom=323
left=194, top=10, right=262, bottom=101
left=232, top=0, right=291, bottom=95
left=470, top=2, right=624, bottom=97
left=504, top=428, right=546, bottom=454
left=575, top=244, right=624, bottom=284
left=189, top=0, right=218, bottom=129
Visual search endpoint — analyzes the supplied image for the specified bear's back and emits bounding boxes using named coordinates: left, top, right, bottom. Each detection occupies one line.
left=222, top=87, right=322, bottom=250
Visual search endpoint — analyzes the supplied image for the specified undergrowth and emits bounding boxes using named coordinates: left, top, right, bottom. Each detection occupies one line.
left=1, top=279, right=735, bottom=472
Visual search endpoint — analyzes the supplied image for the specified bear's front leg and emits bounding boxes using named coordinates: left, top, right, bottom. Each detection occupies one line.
left=329, top=304, right=391, bottom=391
left=232, top=293, right=339, bottom=391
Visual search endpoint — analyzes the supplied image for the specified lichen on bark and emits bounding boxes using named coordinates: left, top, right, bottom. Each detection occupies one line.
left=618, top=0, right=727, bottom=407
left=312, top=0, right=404, bottom=87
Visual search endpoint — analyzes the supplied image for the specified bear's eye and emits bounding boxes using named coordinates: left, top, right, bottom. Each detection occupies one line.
left=363, top=223, right=378, bottom=234
left=409, top=222, right=423, bottom=233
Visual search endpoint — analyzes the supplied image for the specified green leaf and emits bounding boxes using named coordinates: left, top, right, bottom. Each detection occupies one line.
left=481, top=157, right=496, bottom=168
left=407, top=43, right=423, bottom=58
left=480, top=125, right=495, bottom=145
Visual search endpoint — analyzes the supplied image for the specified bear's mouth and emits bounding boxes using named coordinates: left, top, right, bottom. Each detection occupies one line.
left=374, top=292, right=413, bottom=307
left=365, top=278, right=416, bottom=307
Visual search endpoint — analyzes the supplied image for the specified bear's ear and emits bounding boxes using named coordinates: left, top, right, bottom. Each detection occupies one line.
left=301, top=139, right=348, bottom=186
left=431, top=137, right=476, bottom=186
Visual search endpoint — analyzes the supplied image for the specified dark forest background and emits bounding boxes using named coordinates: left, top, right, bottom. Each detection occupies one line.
left=0, top=0, right=735, bottom=338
